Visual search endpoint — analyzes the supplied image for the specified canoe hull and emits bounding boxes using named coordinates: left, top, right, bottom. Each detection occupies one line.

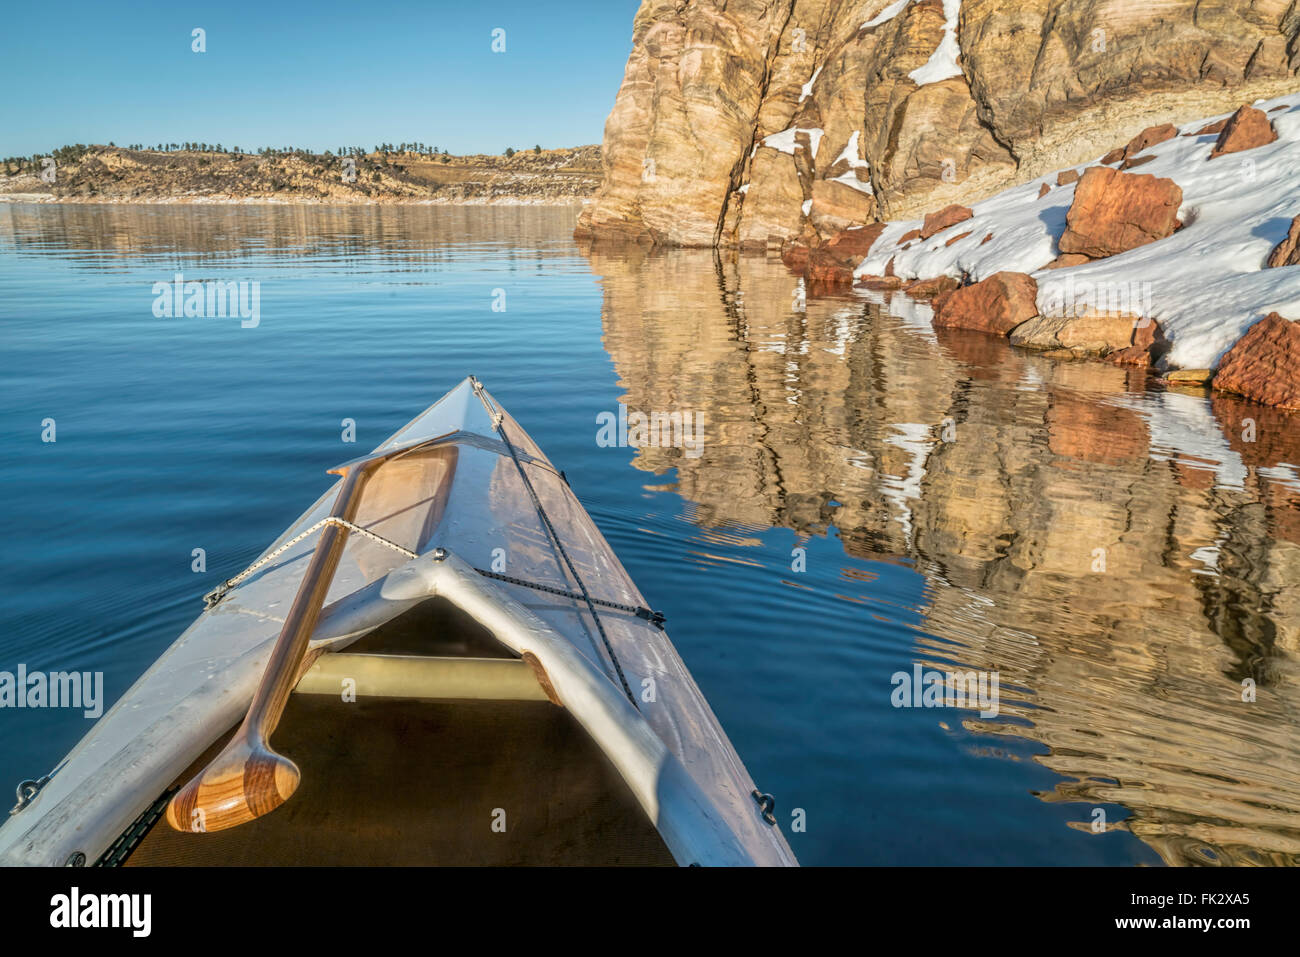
left=0, top=379, right=796, bottom=866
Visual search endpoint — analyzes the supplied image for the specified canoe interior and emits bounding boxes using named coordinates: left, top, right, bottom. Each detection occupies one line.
left=117, top=597, right=675, bottom=866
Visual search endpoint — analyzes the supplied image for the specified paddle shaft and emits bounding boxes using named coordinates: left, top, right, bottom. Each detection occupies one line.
left=239, top=462, right=369, bottom=743
left=167, top=439, right=442, bottom=832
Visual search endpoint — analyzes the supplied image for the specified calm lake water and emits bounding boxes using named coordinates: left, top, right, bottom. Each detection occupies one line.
left=2, top=203, right=1299, bottom=866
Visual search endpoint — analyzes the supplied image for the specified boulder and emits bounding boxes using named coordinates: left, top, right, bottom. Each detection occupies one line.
left=899, top=228, right=923, bottom=244
left=1038, top=182, right=1051, bottom=198
left=1167, top=369, right=1214, bottom=385
left=1266, top=215, right=1300, bottom=267
left=901, top=275, right=961, bottom=300
left=1056, top=170, right=1080, bottom=186
left=1100, top=147, right=1126, bottom=165
left=1188, top=118, right=1229, bottom=137
left=1107, top=317, right=1166, bottom=368
left=1213, top=313, right=1300, bottom=410
left=1209, top=105, right=1278, bottom=159
left=920, top=204, right=973, bottom=240
left=858, top=275, right=904, bottom=291
left=805, top=247, right=855, bottom=283
left=824, top=222, right=887, bottom=261
left=1058, top=167, right=1183, bottom=259
left=1123, top=123, right=1178, bottom=159
left=1044, top=253, right=1093, bottom=270
left=931, top=272, right=1039, bottom=336
left=1008, top=312, right=1146, bottom=356
left=781, top=223, right=887, bottom=284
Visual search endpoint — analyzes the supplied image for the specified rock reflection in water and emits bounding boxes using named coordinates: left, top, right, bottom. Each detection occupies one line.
left=583, top=242, right=1300, bottom=866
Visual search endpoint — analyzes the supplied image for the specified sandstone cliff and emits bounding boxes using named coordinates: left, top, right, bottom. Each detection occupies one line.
left=576, top=0, right=1300, bottom=247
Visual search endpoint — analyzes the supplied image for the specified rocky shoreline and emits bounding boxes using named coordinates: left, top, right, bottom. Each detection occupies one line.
left=781, top=97, right=1300, bottom=410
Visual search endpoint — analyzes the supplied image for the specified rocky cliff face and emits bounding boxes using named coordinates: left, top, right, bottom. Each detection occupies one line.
left=576, top=0, right=1300, bottom=247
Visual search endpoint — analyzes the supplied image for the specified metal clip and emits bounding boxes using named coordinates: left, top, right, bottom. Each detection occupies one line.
left=751, top=789, right=777, bottom=826
left=10, top=762, right=65, bottom=816
left=635, top=606, right=667, bottom=628
left=203, top=581, right=233, bottom=610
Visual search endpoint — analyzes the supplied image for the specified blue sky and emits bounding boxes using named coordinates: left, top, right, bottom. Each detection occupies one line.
left=0, top=0, right=640, bottom=157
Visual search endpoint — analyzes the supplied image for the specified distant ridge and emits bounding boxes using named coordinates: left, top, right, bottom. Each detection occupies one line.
left=0, top=145, right=601, bottom=205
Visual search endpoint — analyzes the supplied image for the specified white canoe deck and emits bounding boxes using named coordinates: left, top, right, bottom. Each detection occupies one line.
left=0, top=379, right=796, bottom=866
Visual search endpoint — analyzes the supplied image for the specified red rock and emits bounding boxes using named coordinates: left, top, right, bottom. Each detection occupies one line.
left=824, top=222, right=887, bottom=260
left=931, top=271, right=1039, bottom=336
left=1270, top=105, right=1290, bottom=113
left=980, top=232, right=993, bottom=245
left=1123, top=123, right=1178, bottom=159
left=899, top=228, right=922, bottom=244
left=901, top=275, right=960, bottom=299
left=1037, top=182, right=1051, bottom=198
left=858, top=275, right=903, bottom=291
left=884, top=255, right=896, bottom=277
left=1266, top=215, right=1300, bottom=268
left=1187, top=118, right=1228, bottom=137
left=1209, top=105, right=1278, bottom=159
left=919, top=204, right=973, bottom=240
left=1056, top=170, right=1079, bottom=186
left=944, top=230, right=973, bottom=247
left=781, top=223, right=887, bottom=285
left=781, top=242, right=810, bottom=272
left=1119, top=154, right=1156, bottom=171
left=1044, top=253, right=1093, bottom=270
left=1106, top=317, right=1165, bottom=368
left=1100, top=147, right=1125, bottom=165
left=1058, top=167, right=1182, bottom=259
left=805, top=247, right=855, bottom=283
left=1213, top=313, right=1300, bottom=410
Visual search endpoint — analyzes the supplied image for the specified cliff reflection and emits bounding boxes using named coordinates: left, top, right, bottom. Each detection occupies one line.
left=584, top=243, right=1300, bottom=866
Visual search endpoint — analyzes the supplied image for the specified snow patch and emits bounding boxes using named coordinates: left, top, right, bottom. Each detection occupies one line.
left=830, top=172, right=875, bottom=196
left=799, top=67, right=823, bottom=103
left=828, top=131, right=874, bottom=195
left=908, top=0, right=963, bottom=85
left=863, top=0, right=911, bottom=29
left=762, top=126, right=825, bottom=159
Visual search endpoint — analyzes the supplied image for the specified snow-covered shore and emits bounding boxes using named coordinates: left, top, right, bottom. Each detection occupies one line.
left=855, top=91, right=1300, bottom=370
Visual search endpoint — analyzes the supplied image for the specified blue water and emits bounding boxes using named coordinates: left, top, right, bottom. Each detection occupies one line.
left=3, top=203, right=1299, bottom=865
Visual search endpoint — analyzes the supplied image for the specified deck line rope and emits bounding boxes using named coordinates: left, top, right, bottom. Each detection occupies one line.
left=203, top=518, right=418, bottom=609
left=472, top=567, right=664, bottom=627
left=471, top=377, right=641, bottom=707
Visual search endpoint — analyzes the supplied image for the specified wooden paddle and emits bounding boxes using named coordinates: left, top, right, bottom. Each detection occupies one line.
left=166, top=444, right=423, bottom=833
